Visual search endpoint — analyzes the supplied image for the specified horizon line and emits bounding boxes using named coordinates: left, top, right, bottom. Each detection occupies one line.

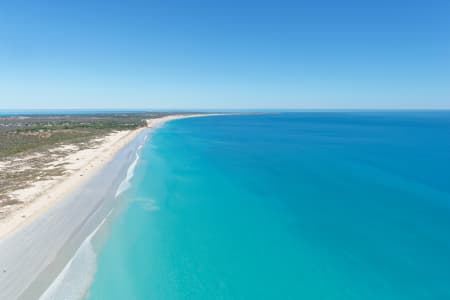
left=1, top=107, right=450, bottom=112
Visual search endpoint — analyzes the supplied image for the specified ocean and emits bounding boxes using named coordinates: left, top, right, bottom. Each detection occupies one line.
left=85, top=112, right=450, bottom=299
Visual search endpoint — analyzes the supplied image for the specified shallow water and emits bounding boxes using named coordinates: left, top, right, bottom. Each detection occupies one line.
left=86, top=112, right=450, bottom=299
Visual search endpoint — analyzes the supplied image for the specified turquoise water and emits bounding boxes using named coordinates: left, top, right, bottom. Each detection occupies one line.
left=87, top=112, right=450, bottom=299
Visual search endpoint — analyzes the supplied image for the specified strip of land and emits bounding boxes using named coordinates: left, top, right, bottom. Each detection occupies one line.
left=0, top=128, right=142, bottom=237
left=0, top=113, right=207, bottom=299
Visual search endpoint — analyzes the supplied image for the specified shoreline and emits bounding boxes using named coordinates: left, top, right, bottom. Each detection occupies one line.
left=0, top=128, right=144, bottom=239
left=0, top=113, right=207, bottom=238
left=0, top=113, right=212, bottom=300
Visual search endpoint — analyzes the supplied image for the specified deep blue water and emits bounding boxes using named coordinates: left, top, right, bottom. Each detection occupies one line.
left=87, top=112, right=450, bottom=299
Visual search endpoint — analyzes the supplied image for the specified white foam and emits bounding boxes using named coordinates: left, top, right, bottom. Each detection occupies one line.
left=142, top=198, right=160, bottom=211
left=38, top=134, right=150, bottom=300
left=114, top=149, right=140, bottom=198
left=39, top=213, right=111, bottom=300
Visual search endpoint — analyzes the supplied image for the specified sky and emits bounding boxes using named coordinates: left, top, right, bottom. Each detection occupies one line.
left=0, top=0, right=449, bottom=109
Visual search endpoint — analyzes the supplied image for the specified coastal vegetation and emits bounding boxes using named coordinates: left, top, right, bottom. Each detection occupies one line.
left=0, top=113, right=170, bottom=157
left=0, top=112, right=174, bottom=215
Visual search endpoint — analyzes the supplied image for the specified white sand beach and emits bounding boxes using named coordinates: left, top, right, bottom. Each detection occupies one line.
left=0, top=114, right=200, bottom=238
left=0, top=114, right=205, bottom=299
left=0, top=129, right=142, bottom=238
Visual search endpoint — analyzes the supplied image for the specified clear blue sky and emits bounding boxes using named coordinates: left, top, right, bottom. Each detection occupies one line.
left=0, top=0, right=449, bottom=109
